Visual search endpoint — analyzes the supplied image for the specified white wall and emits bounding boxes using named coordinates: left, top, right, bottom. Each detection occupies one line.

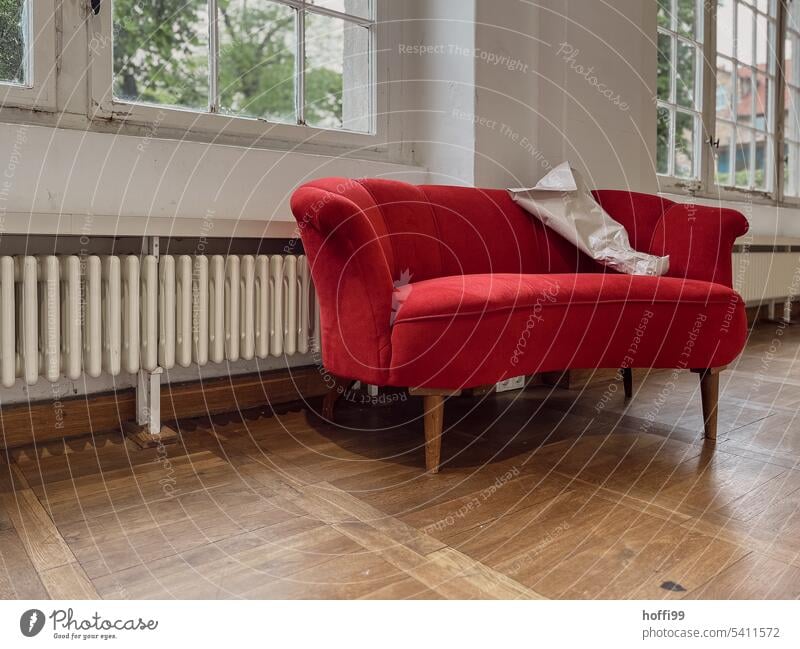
left=398, top=0, right=657, bottom=193
left=533, top=0, right=658, bottom=193
left=0, top=122, right=426, bottom=239
left=395, top=0, right=657, bottom=193
left=472, top=0, right=541, bottom=188
left=400, top=0, right=477, bottom=186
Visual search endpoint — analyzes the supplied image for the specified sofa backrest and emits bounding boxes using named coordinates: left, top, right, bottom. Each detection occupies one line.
left=351, top=178, right=597, bottom=282
left=294, top=177, right=676, bottom=284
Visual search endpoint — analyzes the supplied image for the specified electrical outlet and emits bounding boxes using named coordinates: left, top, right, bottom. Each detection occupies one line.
left=496, top=376, right=526, bottom=392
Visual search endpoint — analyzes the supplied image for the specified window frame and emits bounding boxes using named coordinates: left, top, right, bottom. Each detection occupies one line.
left=711, top=0, right=781, bottom=199
left=779, top=1, right=799, bottom=200
left=88, top=0, right=383, bottom=151
left=657, top=0, right=800, bottom=207
left=656, top=0, right=706, bottom=185
left=0, top=0, right=57, bottom=112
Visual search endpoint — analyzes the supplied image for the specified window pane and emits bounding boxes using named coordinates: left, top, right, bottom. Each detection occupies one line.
left=658, top=0, right=672, bottom=29
left=674, top=111, right=695, bottom=178
left=305, top=12, right=371, bottom=131
left=738, top=65, right=754, bottom=126
left=716, top=121, right=734, bottom=185
left=735, top=126, right=753, bottom=186
left=218, top=0, right=296, bottom=124
left=0, top=0, right=27, bottom=85
left=657, top=106, right=672, bottom=175
left=736, top=3, right=754, bottom=65
left=754, top=72, right=770, bottom=131
left=309, top=0, right=372, bottom=20
left=717, top=0, right=734, bottom=57
left=657, top=5, right=702, bottom=181
left=113, top=0, right=209, bottom=110
left=755, top=13, right=769, bottom=70
left=717, top=56, right=735, bottom=119
left=753, top=131, right=770, bottom=189
left=789, top=0, right=800, bottom=32
left=677, top=0, right=697, bottom=39
left=676, top=39, right=696, bottom=108
left=787, top=89, right=800, bottom=141
left=657, top=32, right=673, bottom=102
left=785, top=34, right=796, bottom=87
left=785, top=142, right=800, bottom=197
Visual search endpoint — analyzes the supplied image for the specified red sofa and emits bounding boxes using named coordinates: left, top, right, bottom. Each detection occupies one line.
left=291, top=177, right=749, bottom=472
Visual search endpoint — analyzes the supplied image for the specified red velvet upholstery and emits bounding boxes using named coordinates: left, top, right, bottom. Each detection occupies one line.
left=290, top=178, right=749, bottom=389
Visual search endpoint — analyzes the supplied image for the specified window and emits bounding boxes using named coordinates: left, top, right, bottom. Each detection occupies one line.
left=715, top=0, right=777, bottom=191
left=0, top=0, right=29, bottom=86
left=784, top=0, right=800, bottom=196
left=657, top=0, right=705, bottom=180
left=657, top=0, right=800, bottom=203
left=0, top=0, right=55, bottom=109
left=107, top=0, right=374, bottom=134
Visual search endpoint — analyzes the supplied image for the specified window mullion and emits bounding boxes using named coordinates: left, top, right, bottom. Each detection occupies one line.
left=775, top=0, right=789, bottom=201
left=733, top=2, right=740, bottom=184
left=297, top=5, right=306, bottom=125
left=669, top=107, right=676, bottom=177
left=752, top=11, right=759, bottom=187
left=23, top=0, right=32, bottom=85
left=369, top=18, right=377, bottom=134
left=669, top=31, right=676, bottom=178
left=209, top=0, right=220, bottom=112
left=670, top=34, right=677, bottom=105
left=702, top=0, right=717, bottom=190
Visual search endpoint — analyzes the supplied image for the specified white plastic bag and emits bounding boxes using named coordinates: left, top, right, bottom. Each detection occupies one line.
left=508, top=162, right=669, bottom=276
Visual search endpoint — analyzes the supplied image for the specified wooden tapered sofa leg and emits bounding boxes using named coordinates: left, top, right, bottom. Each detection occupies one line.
left=692, top=367, right=725, bottom=441
left=621, top=367, right=633, bottom=399
left=410, top=388, right=462, bottom=473
left=698, top=371, right=719, bottom=441
left=423, top=395, right=444, bottom=473
left=322, top=375, right=355, bottom=420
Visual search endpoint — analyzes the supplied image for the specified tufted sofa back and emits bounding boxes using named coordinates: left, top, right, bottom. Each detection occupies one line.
left=296, top=178, right=675, bottom=283
left=359, top=179, right=585, bottom=281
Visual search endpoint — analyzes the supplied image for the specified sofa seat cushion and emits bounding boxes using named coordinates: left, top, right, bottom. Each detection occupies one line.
left=388, top=273, right=746, bottom=389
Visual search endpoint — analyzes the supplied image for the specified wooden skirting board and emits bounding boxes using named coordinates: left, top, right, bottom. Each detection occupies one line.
left=0, top=366, right=329, bottom=450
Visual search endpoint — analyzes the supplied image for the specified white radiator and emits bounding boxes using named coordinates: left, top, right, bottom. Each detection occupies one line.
left=0, top=255, right=316, bottom=388
left=732, top=251, right=800, bottom=305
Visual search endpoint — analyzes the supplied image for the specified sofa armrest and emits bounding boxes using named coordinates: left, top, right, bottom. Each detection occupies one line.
left=290, top=186, right=394, bottom=382
left=649, top=203, right=749, bottom=288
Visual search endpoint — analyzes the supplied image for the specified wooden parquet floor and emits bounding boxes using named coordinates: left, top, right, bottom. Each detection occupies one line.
left=2, top=322, right=800, bottom=599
